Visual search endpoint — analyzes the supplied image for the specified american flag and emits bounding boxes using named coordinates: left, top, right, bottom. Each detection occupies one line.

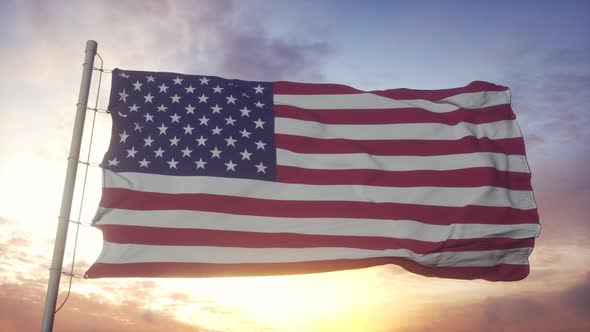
left=86, top=69, right=540, bottom=281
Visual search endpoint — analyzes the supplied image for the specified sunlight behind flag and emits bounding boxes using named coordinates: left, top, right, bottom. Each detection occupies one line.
left=86, top=69, right=540, bottom=281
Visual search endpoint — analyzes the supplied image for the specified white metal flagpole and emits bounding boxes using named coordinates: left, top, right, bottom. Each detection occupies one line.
left=40, top=40, right=98, bottom=332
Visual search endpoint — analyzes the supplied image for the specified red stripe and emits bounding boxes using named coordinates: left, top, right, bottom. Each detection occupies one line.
left=86, top=259, right=529, bottom=281
left=277, top=166, right=532, bottom=190
left=273, top=81, right=508, bottom=99
left=274, top=81, right=363, bottom=95
left=100, top=188, right=539, bottom=225
left=274, top=104, right=515, bottom=125
left=276, top=134, right=525, bottom=156
left=99, top=224, right=535, bottom=252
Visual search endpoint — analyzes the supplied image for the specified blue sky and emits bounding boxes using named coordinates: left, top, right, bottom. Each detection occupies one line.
left=0, top=1, right=589, bottom=331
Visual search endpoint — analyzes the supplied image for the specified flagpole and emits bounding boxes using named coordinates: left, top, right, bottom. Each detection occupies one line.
left=40, top=40, right=98, bottom=332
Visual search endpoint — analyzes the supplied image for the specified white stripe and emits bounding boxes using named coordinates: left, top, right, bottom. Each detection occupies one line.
left=275, top=118, right=521, bottom=140
left=103, top=170, right=536, bottom=209
left=96, top=208, right=542, bottom=241
left=95, top=242, right=532, bottom=267
left=274, top=90, right=510, bottom=112
left=277, top=149, right=530, bottom=173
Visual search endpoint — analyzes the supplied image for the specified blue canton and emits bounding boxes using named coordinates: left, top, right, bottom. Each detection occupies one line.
left=103, top=69, right=276, bottom=180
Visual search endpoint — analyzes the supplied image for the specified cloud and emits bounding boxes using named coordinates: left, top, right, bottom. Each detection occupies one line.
left=7, top=0, right=334, bottom=82
left=1, top=230, right=44, bottom=277
left=0, top=281, right=212, bottom=332
left=474, top=37, right=590, bottom=166
left=479, top=42, right=590, bottom=245
left=527, top=158, right=590, bottom=243
left=563, top=274, right=590, bottom=315
left=0, top=3, right=335, bottom=330
left=0, top=0, right=334, bottom=159
left=214, top=31, right=332, bottom=81
left=0, top=216, right=9, bottom=224
left=403, top=276, right=590, bottom=332
left=6, top=234, right=30, bottom=247
left=500, top=47, right=590, bottom=156
left=0, top=2, right=588, bottom=332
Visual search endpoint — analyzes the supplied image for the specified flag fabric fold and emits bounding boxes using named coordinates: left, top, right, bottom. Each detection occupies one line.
left=86, top=69, right=540, bottom=281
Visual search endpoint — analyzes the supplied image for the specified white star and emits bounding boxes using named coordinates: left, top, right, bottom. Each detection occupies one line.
left=157, top=123, right=168, bottom=135
left=226, top=95, right=237, bottom=104
left=185, top=85, right=195, bottom=93
left=144, top=113, right=154, bottom=122
left=132, top=80, right=143, bottom=91
left=184, top=104, right=196, bottom=114
left=169, top=136, right=180, bottom=146
left=224, top=160, right=237, bottom=172
left=167, top=158, right=179, bottom=169
left=211, top=104, right=222, bottom=114
left=239, top=107, right=252, bottom=117
left=170, top=113, right=181, bottom=123
left=225, top=116, right=236, bottom=126
left=170, top=94, right=181, bottom=103
left=225, top=136, right=237, bottom=147
left=211, top=126, right=222, bottom=135
left=210, top=147, right=222, bottom=158
left=181, top=146, right=193, bottom=157
left=253, top=118, right=265, bottom=129
left=144, top=92, right=154, bottom=103
left=254, top=101, right=264, bottom=108
left=255, top=162, right=267, bottom=174
left=173, top=76, right=183, bottom=85
left=195, top=158, right=207, bottom=169
left=126, top=146, right=138, bottom=158
left=199, top=77, right=210, bottom=85
left=183, top=124, right=194, bottom=135
left=107, top=157, right=120, bottom=166
left=139, top=158, right=150, bottom=168
left=119, top=130, right=129, bottom=143
left=144, top=136, right=154, bottom=147
left=158, top=83, right=169, bottom=93
left=198, top=115, right=209, bottom=126
left=255, top=140, right=266, bottom=150
left=212, top=85, right=223, bottom=93
left=146, top=75, right=155, bottom=83
left=118, top=89, right=129, bottom=102
left=242, top=92, right=250, bottom=98
left=240, top=149, right=252, bottom=160
left=240, top=128, right=251, bottom=138
left=157, top=104, right=168, bottom=112
left=133, top=122, right=143, bottom=132
left=198, top=93, right=209, bottom=103
left=196, top=136, right=207, bottom=146
left=154, top=147, right=165, bottom=158
left=129, top=104, right=140, bottom=112
left=119, top=72, right=130, bottom=79
left=254, top=84, right=264, bottom=94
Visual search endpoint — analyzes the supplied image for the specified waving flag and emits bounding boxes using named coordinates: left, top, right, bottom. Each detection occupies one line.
left=86, top=69, right=540, bottom=281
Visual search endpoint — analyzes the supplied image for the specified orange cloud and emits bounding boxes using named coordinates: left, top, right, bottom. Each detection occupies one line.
left=398, top=275, right=590, bottom=332
left=0, top=281, right=210, bottom=332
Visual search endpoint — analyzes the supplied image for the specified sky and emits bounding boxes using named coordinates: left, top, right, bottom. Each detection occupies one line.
left=0, top=0, right=589, bottom=331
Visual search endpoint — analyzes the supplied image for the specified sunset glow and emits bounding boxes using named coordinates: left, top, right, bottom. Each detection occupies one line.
left=1, top=1, right=589, bottom=331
